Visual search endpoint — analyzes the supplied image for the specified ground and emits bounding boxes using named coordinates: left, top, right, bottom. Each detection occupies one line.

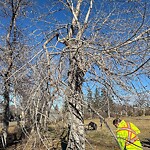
left=0, top=116, right=150, bottom=149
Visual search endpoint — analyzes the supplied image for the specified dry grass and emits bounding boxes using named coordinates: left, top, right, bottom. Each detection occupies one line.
left=0, top=116, right=150, bottom=150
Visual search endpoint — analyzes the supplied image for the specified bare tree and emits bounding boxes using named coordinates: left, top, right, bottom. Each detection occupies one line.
left=1, top=0, right=150, bottom=149
left=40, top=0, right=150, bottom=149
left=42, top=0, right=93, bottom=149
left=0, top=0, right=32, bottom=146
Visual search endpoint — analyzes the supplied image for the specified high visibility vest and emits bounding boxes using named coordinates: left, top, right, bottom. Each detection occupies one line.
left=116, top=120, right=143, bottom=150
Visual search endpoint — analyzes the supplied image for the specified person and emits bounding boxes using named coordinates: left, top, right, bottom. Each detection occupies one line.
left=113, top=118, right=143, bottom=150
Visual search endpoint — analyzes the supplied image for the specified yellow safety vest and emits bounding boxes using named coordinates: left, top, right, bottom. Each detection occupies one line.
left=116, top=120, right=143, bottom=150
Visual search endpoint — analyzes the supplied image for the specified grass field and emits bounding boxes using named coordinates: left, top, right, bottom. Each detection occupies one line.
left=0, top=116, right=150, bottom=150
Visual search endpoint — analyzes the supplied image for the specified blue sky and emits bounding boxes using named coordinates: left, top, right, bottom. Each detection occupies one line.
left=30, top=0, right=150, bottom=96
left=0, top=0, right=149, bottom=106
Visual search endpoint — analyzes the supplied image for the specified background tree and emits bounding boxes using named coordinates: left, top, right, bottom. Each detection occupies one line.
left=0, top=0, right=32, bottom=146
left=87, top=87, right=93, bottom=106
left=100, top=88, right=114, bottom=118
left=93, top=86, right=101, bottom=110
left=86, top=87, right=93, bottom=118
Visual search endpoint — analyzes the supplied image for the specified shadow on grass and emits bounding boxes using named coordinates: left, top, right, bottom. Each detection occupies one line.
left=142, top=138, right=150, bottom=148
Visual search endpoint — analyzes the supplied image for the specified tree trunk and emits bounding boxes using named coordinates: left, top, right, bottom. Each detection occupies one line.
left=2, top=77, right=10, bottom=147
left=142, top=108, right=145, bottom=116
left=107, top=98, right=110, bottom=118
left=66, top=59, right=85, bottom=150
left=67, top=92, right=85, bottom=150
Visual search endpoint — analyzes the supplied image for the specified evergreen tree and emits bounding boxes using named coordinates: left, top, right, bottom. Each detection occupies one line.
left=87, top=88, right=93, bottom=106
left=101, top=88, right=114, bottom=117
left=93, top=87, right=101, bottom=110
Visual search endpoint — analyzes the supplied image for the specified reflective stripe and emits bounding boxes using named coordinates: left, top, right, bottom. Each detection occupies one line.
left=117, top=127, right=136, bottom=135
left=126, top=136, right=139, bottom=146
left=126, top=123, right=131, bottom=145
left=126, top=123, right=132, bottom=146
left=117, top=122, right=139, bottom=146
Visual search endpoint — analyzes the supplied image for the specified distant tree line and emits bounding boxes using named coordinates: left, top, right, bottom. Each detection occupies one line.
left=84, top=87, right=150, bottom=119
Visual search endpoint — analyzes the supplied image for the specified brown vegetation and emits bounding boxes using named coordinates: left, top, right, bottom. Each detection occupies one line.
left=0, top=116, right=150, bottom=150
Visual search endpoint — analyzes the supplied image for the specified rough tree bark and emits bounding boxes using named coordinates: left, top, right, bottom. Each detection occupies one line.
left=2, top=0, right=18, bottom=145
left=66, top=50, right=85, bottom=149
left=63, top=0, right=93, bottom=149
